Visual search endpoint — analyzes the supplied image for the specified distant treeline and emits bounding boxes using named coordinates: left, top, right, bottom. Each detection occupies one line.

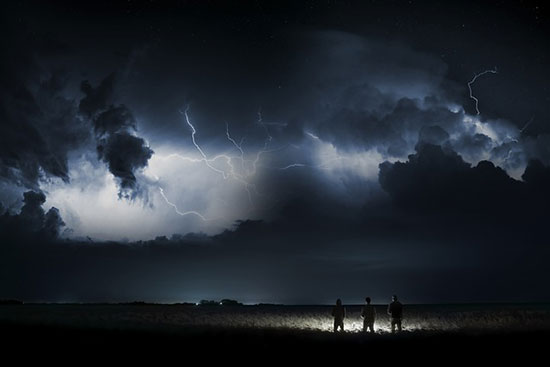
left=199, top=299, right=242, bottom=306
left=117, top=300, right=244, bottom=306
left=0, top=299, right=23, bottom=305
left=117, top=299, right=244, bottom=306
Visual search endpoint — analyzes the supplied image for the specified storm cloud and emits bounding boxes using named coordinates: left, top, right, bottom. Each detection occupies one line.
left=1, top=190, right=65, bottom=239
left=379, top=142, right=550, bottom=219
left=0, top=49, right=90, bottom=188
left=79, top=74, right=154, bottom=200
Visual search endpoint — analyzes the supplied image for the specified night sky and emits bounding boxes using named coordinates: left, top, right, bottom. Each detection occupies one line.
left=1, top=0, right=549, bottom=304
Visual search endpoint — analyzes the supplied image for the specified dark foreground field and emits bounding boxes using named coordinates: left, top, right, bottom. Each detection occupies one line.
left=2, top=304, right=549, bottom=361
left=2, top=322, right=549, bottom=362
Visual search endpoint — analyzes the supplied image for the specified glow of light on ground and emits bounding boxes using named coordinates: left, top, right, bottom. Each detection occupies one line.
left=291, top=316, right=418, bottom=333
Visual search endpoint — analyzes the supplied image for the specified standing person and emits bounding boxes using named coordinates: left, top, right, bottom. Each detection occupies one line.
left=331, top=298, right=346, bottom=332
left=387, top=294, right=403, bottom=333
left=361, top=297, right=376, bottom=333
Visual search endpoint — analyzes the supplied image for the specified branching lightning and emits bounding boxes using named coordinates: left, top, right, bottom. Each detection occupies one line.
left=225, top=121, right=245, bottom=173
left=159, top=106, right=353, bottom=220
left=251, top=109, right=273, bottom=176
left=160, top=106, right=289, bottom=218
left=180, top=107, right=230, bottom=179
left=468, top=67, right=498, bottom=115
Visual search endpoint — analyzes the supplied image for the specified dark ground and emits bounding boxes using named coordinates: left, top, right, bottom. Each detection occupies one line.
left=2, top=321, right=548, bottom=363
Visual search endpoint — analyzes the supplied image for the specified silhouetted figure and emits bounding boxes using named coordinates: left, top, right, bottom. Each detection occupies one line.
left=331, top=298, right=346, bottom=332
left=361, top=297, right=376, bottom=333
left=387, top=295, right=403, bottom=333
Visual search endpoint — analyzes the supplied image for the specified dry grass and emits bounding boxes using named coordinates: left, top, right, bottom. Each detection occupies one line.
left=1, top=304, right=549, bottom=333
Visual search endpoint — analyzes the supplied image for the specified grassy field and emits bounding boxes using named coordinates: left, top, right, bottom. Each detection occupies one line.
left=1, top=303, right=549, bottom=361
left=2, top=303, right=549, bottom=332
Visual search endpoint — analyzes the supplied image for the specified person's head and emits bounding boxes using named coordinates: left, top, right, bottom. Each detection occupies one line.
left=336, top=298, right=342, bottom=306
left=392, top=295, right=398, bottom=302
left=365, top=297, right=371, bottom=304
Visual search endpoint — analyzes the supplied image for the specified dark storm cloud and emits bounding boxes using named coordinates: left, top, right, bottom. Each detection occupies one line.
left=79, top=74, right=153, bottom=199
left=272, top=32, right=455, bottom=148
left=418, top=125, right=450, bottom=146
left=452, top=133, right=493, bottom=161
left=111, top=30, right=453, bottom=151
left=379, top=144, right=520, bottom=215
left=43, top=207, right=65, bottom=239
left=0, top=12, right=91, bottom=191
left=0, top=67, right=90, bottom=188
left=0, top=190, right=65, bottom=239
left=378, top=143, right=550, bottom=234
left=1, top=195, right=548, bottom=304
left=522, top=159, right=550, bottom=193
left=97, top=133, right=153, bottom=198
left=93, top=105, right=137, bottom=136
left=79, top=74, right=115, bottom=117
left=524, top=134, right=550, bottom=165
left=312, top=97, right=468, bottom=159
left=19, top=191, right=47, bottom=231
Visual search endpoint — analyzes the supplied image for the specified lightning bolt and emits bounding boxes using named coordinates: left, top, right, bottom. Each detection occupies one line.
left=223, top=108, right=286, bottom=179
left=468, top=67, right=498, bottom=115
left=225, top=121, right=245, bottom=173
left=180, top=106, right=230, bottom=179
left=250, top=108, right=273, bottom=176
left=158, top=187, right=208, bottom=221
left=277, top=156, right=346, bottom=171
left=161, top=106, right=328, bottom=219
left=224, top=121, right=263, bottom=205
left=182, top=107, right=261, bottom=205
left=161, top=106, right=276, bottom=217
left=279, top=163, right=307, bottom=170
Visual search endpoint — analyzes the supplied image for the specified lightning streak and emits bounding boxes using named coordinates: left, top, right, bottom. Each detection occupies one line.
left=225, top=121, right=253, bottom=178
left=165, top=107, right=274, bottom=215
left=162, top=106, right=324, bottom=219
left=468, top=67, right=498, bottom=115
left=277, top=156, right=345, bottom=171
left=251, top=109, right=273, bottom=176
left=279, top=163, right=306, bottom=170
left=180, top=107, right=229, bottom=179
left=158, top=187, right=208, bottom=220
left=226, top=122, right=245, bottom=163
